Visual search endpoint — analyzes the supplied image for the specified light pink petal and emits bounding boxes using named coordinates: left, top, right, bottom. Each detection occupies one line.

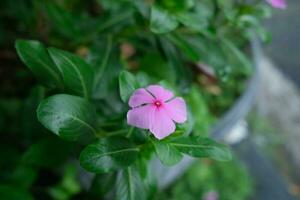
left=128, top=88, right=154, bottom=108
left=164, top=97, right=187, bottom=123
left=150, top=108, right=175, bottom=140
left=266, top=0, right=286, bottom=9
left=147, top=85, right=173, bottom=101
left=127, top=105, right=154, bottom=129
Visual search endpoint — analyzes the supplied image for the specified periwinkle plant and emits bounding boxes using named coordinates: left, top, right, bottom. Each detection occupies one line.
left=0, top=0, right=283, bottom=199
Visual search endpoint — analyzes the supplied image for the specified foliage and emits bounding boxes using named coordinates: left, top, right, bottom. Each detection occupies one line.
left=0, top=0, right=272, bottom=199
left=157, top=158, right=253, bottom=200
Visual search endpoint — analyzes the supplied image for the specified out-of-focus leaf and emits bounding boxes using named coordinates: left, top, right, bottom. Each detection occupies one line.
left=22, top=138, right=72, bottom=168
left=0, top=185, right=33, bottom=200
left=167, top=34, right=200, bottom=61
left=45, top=3, right=81, bottom=39
left=90, top=172, right=117, bottom=197
left=15, top=40, right=62, bottom=88
left=150, top=5, right=178, bottom=34
left=119, top=71, right=139, bottom=103
left=11, top=166, right=37, bottom=188
left=48, top=165, right=81, bottom=200
left=159, top=37, right=193, bottom=91
left=115, top=167, right=146, bottom=200
left=186, top=85, right=212, bottom=136
left=92, top=36, right=113, bottom=93
left=48, top=48, right=94, bottom=99
left=37, top=94, right=96, bottom=141
left=221, top=38, right=251, bottom=70
left=20, top=86, right=46, bottom=139
left=160, top=0, right=195, bottom=12
left=140, top=52, right=176, bottom=84
left=79, top=137, right=139, bottom=173
left=91, top=43, right=122, bottom=100
left=176, top=12, right=208, bottom=32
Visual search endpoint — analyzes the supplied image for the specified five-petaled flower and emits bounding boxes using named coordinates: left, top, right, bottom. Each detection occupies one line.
left=266, top=0, right=287, bottom=9
left=127, top=85, right=187, bottom=140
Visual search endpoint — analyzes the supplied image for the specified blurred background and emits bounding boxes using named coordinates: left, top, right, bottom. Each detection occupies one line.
left=0, top=1, right=299, bottom=200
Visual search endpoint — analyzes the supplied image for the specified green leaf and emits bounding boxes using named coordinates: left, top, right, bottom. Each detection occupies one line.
left=170, top=137, right=232, bottom=161
left=79, top=136, right=139, bottom=173
left=186, top=85, right=212, bottom=136
left=140, top=52, right=176, bottom=84
left=150, top=5, right=178, bottom=34
left=48, top=165, right=81, bottom=200
left=20, top=86, right=46, bottom=139
left=119, top=71, right=139, bottom=103
left=153, top=141, right=183, bottom=166
left=15, top=40, right=62, bottom=88
left=161, top=0, right=195, bottom=12
left=92, top=36, right=113, bottom=93
left=48, top=48, right=94, bottom=99
left=37, top=94, right=96, bottom=141
left=90, top=173, right=117, bottom=197
left=22, top=138, right=72, bottom=168
left=221, top=38, right=252, bottom=69
left=11, top=166, right=37, bottom=189
left=176, top=12, right=208, bottom=32
left=115, top=167, right=146, bottom=200
left=45, top=3, right=80, bottom=39
left=0, top=185, right=33, bottom=200
left=167, top=34, right=200, bottom=61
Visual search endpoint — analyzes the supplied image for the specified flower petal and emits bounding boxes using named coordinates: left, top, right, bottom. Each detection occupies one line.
left=164, top=97, right=187, bottom=123
left=127, top=105, right=154, bottom=129
left=150, top=108, right=175, bottom=140
left=128, top=88, right=154, bottom=108
left=266, top=0, right=286, bottom=9
left=147, top=85, right=173, bottom=101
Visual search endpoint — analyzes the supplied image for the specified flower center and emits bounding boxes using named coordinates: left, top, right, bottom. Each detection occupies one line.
left=154, top=100, right=162, bottom=107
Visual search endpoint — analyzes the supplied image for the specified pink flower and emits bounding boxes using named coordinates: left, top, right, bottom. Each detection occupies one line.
left=203, top=191, right=219, bottom=200
left=266, top=0, right=287, bottom=9
left=127, top=85, right=187, bottom=140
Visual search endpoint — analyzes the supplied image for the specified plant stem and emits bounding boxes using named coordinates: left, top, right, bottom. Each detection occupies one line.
left=126, top=127, right=134, bottom=138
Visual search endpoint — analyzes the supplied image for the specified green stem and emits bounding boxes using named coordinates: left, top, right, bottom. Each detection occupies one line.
left=126, top=127, right=134, bottom=138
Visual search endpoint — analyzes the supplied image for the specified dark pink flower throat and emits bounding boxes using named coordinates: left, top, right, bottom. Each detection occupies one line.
left=154, top=100, right=162, bottom=107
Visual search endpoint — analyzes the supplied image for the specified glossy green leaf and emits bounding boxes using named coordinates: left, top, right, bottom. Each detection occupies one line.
left=119, top=71, right=139, bottom=103
left=154, top=141, right=183, bottom=166
left=79, top=136, right=139, bottom=173
left=48, top=48, right=94, bottom=99
left=115, top=167, right=146, bottom=200
left=37, top=94, right=96, bottom=141
left=15, top=40, right=62, bottom=88
left=171, top=137, right=232, bottom=161
left=150, top=5, right=178, bottom=34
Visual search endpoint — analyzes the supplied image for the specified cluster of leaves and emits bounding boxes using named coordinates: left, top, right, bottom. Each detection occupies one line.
left=0, top=0, right=272, bottom=199
left=157, top=158, right=253, bottom=200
